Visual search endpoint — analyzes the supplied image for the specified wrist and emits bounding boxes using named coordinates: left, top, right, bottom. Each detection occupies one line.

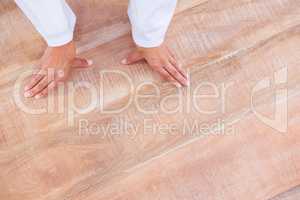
left=137, top=43, right=163, bottom=51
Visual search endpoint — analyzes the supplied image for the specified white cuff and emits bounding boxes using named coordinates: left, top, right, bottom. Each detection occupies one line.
left=128, top=0, right=177, bottom=48
left=131, top=31, right=165, bottom=48
left=15, top=0, right=76, bottom=47
left=46, top=29, right=74, bottom=47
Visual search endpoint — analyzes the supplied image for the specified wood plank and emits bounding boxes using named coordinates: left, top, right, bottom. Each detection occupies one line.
left=33, top=18, right=300, bottom=200
left=272, top=187, right=300, bottom=200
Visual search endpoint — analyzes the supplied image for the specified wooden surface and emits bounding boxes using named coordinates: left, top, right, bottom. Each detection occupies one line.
left=0, top=0, right=300, bottom=200
left=272, top=186, right=300, bottom=200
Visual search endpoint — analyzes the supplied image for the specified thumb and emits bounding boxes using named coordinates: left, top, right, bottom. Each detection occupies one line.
left=121, top=51, right=143, bottom=65
left=72, top=58, right=93, bottom=68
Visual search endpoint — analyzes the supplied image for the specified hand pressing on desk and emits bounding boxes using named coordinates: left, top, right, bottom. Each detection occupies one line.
left=24, top=41, right=93, bottom=99
left=121, top=44, right=189, bottom=88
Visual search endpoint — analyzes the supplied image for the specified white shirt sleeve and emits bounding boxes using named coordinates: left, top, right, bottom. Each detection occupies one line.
left=15, top=0, right=76, bottom=47
left=128, top=0, right=177, bottom=48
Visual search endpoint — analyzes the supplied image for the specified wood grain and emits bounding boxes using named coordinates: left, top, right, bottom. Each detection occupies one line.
left=272, top=186, right=300, bottom=200
left=0, top=0, right=299, bottom=200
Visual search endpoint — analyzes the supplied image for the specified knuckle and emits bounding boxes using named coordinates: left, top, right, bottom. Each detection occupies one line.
left=160, top=71, right=168, bottom=78
left=150, top=63, right=162, bottom=69
left=31, top=88, right=39, bottom=94
left=40, top=91, right=47, bottom=96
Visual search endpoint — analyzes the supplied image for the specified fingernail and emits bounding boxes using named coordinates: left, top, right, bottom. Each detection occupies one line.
left=121, top=59, right=127, bottom=65
left=57, top=70, right=64, bottom=78
left=87, top=59, right=93, bottom=66
left=35, top=94, right=41, bottom=99
left=24, top=91, right=31, bottom=98
left=174, top=82, right=182, bottom=88
left=24, top=86, right=30, bottom=91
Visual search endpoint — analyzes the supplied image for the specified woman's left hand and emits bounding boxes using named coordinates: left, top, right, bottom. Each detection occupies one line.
left=121, top=44, right=189, bottom=87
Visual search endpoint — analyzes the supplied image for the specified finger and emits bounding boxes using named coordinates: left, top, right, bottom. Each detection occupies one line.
left=168, top=57, right=187, bottom=79
left=158, top=68, right=183, bottom=88
left=35, top=81, right=57, bottom=99
left=55, top=68, right=71, bottom=82
left=164, top=62, right=189, bottom=87
left=24, top=76, right=51, bottom=98
left=56, top=69, right=65, bottom=80
left=72, top=58, right=93, bottom=68
left=25, top=69, right=46, bottom=91
left=149, top=62, right=181, bottom=87
left=121, top=51, right=143, bottom=65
